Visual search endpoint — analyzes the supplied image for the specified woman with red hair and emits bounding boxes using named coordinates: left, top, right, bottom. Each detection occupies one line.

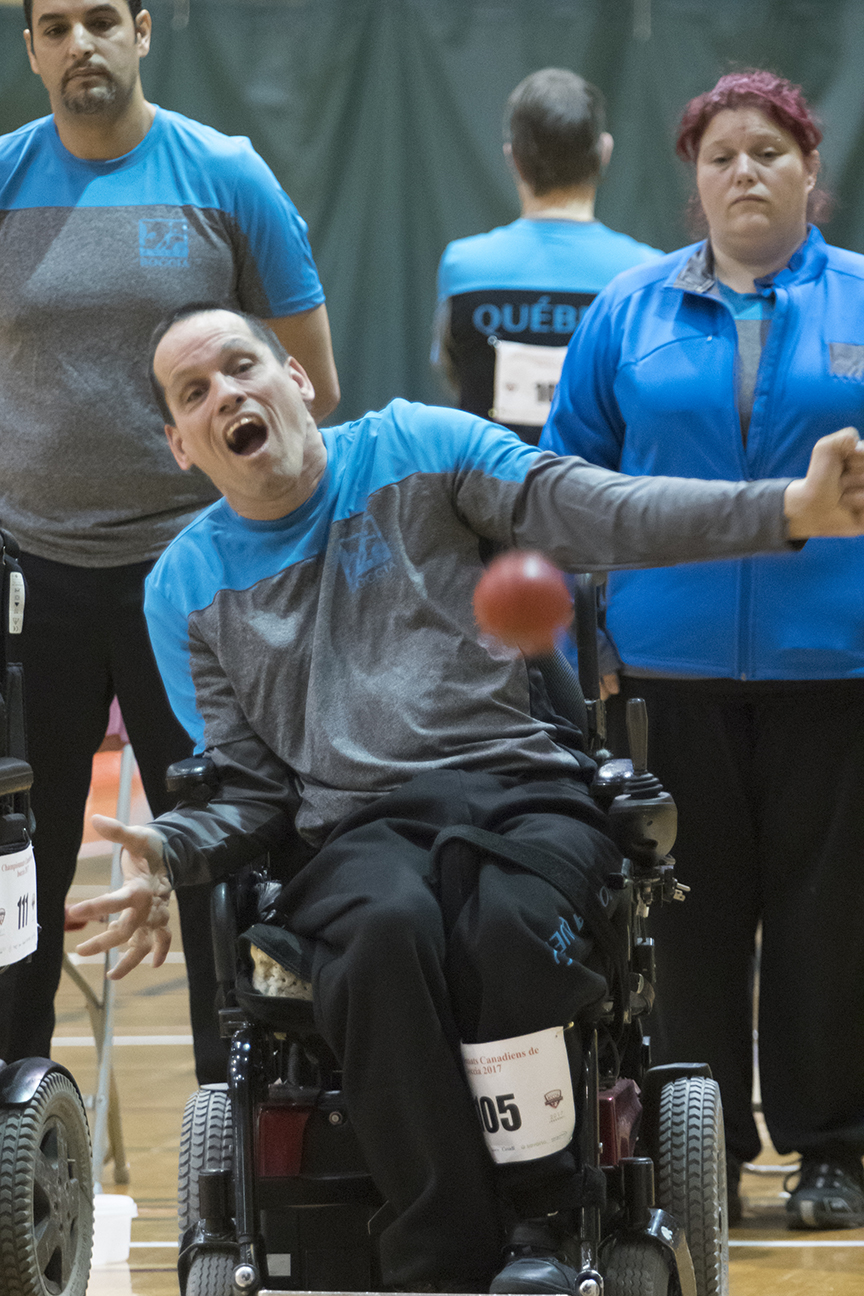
left=543, top=70, right=864, bottom=1231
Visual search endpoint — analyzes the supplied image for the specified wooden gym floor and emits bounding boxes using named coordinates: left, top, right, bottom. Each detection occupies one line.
left=55, top=751, right=864, bottom=1295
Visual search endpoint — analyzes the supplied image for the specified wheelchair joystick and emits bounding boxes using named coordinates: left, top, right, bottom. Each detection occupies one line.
left=620, top=698, right=666, bottom=805
left=598, top=698, right=687, bottom=905
left=626, top=697, right=649, bottom=775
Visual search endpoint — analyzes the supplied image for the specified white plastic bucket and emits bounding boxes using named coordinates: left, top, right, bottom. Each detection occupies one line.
left=92, top=1193, right=138, bottom=1266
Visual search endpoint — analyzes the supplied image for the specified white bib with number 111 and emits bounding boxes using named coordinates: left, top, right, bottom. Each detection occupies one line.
left=0, top=842, right=38, bottom=967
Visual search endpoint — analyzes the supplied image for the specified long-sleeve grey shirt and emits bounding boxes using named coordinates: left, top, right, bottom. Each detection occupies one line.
left=144, top=400, right=795, bottom=884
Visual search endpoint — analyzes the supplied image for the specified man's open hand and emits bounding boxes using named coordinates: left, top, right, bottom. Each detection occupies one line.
left=784, top=428, right=864, bottom=538
left=65, top=817, right=173, bottom=979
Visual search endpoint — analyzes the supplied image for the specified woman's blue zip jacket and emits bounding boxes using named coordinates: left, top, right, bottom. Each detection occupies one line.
left=541, top=226, right=864, bottom=681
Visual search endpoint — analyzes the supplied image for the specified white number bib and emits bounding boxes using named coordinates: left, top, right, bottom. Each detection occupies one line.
left=461, top=1025, right=575, bottom=1163
left=492, top=341, right=568, bottom=428
left=0, top=842, right=37, bottom=966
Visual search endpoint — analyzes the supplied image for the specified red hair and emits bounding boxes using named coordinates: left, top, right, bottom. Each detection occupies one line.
left=676, top=70, right=822, bottom=163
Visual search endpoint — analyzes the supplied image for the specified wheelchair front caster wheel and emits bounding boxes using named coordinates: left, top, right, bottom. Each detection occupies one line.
left=604, top=1239, right=672, bottom=1296
left=185, top=1249, right=236, bottom=1296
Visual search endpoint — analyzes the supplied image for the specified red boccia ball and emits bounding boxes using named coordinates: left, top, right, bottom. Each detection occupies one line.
left=473, top=550, right=572, bottom=656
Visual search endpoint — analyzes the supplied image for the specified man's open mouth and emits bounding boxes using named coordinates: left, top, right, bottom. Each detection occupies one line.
left=226, top=416, right=268, bottom=456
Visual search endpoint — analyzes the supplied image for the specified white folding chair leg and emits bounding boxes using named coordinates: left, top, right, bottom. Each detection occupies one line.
left=89, top=742, right=135, bottom=1189
left=61, top=954, right=130, bottom=1186
left=89, top=740, right=135, bottom=1190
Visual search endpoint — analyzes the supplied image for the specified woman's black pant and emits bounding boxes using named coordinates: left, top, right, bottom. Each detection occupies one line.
left=0, top=553, right=227, bottom=1084
left=281, top=768, right=621, bottom=1292
left=616, top=675, right=864, bottom=1167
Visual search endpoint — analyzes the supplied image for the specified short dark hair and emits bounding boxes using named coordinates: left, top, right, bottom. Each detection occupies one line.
left=506, top=68, right=606, bottom=195
left=24, top=0, right=143, bottom=31
left=148, top=302, right=288, bottom=423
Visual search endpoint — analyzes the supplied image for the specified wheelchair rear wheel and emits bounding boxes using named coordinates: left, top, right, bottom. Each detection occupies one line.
left=0, top=1070, right=93, bottom=1296
left=178, top=1085, right=233, bottom=1233
left=655, top=1076, right=729, bottom=1296
left=604, top=1239, right=671, bottom=1296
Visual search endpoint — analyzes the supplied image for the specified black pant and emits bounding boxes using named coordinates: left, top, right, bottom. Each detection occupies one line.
left=615, top=676, right=864, bottom=1165
left=0, top=553, right=227, bottom=1084
left=281, top=769, right=621, bottom=1291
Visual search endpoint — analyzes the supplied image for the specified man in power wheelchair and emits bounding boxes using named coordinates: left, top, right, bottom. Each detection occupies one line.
left=68, top=303, right=864, bottom=1295
left=162, top=632, right=720, bottom=1296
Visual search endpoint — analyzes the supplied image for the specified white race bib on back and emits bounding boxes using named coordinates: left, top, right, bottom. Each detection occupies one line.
left=492, top=340, right=568, bottom=427
left=0, top=842, right=37, bottom=967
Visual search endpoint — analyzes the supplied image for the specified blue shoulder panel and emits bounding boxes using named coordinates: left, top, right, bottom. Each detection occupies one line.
left=437, top=219, right=662, bottom=300
left=0, top=111, right=324, bottom=318
left=149, top=403, right=541, bottom=615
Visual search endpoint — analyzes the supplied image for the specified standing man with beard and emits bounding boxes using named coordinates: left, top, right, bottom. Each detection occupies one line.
left=0, top=0, right=339, bottom=1081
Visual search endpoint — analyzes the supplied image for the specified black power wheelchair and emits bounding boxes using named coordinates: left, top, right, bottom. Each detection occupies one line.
left=173, top=576, right=729, bottom=1296
left=0, top=531, right=94, bottom=1296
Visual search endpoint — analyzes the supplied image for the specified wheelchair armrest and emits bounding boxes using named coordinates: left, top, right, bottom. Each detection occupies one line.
left=166, top=755, right=220, bottom=806
left=211, top=880, right=238, bottom=989
left=0, top=757, right=32, bottom=798
left=572, top=573, right=602, bottom=702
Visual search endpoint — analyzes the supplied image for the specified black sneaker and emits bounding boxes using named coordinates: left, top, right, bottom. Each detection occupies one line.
left=785, top=1157, right=864, bottom=1230
left=489, top=1220, right=581, bottom=1295
left=726, top=1152, right=743, bottom=1226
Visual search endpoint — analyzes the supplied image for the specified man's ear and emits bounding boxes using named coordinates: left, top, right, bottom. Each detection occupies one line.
left=503, top=141, right=522, bottom=179
left=135, top=9, right=152, bottom=57
left=599, top=132, right=614, bottom=171
left=23, top=29, right=39, bottom=76
left=164, top=423, right=191, bottom=471
left=286, top=356, right=316, bottom=407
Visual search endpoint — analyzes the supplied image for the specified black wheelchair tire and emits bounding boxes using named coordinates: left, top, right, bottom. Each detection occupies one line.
left=185, top=1249, right=235, bottom=1296
left=178, top=1085, right=233, bottom=1235
left=655, top=1076, right=729, bottom=1296
left=604, top=1239, right=671, bottom=1296
left=0, top=1070, right=93, bottom=1296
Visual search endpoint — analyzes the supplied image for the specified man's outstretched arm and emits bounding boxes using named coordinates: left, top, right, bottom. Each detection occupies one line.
left=505, top=426, right=864, bottom=573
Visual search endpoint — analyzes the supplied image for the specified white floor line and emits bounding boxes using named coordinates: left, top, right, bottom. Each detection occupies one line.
left=126, top=1239, right=864, bottom=1250
left=64, top=951, right=186, bottom=966
left=729, top=1238, right=864, bottom=1247
left=52, top=1034, right=194, bottom=1047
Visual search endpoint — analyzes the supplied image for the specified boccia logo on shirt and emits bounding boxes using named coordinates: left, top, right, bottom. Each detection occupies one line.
left=139, top=218, right=190, bottom=269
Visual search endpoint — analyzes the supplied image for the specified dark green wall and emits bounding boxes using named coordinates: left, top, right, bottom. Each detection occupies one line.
left=3, top=0, right=863, bottom=421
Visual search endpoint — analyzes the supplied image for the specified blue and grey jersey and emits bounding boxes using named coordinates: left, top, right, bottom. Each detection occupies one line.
left=434, top=218, right=661, bottom=426
left=0, top=108, right=324, bottom=566
left=145, top=400, right=793, bottom=869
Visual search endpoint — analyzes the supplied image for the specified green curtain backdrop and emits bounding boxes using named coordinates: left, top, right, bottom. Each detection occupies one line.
left=3, top=0, right=864, bottom=421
